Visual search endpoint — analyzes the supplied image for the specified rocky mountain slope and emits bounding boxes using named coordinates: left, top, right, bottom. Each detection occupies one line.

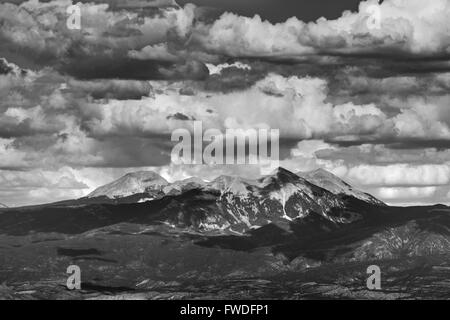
left=297, top=169, right=385, bottom=205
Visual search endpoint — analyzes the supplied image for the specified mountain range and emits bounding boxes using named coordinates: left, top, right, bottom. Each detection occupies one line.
left=52, top=167, right=384, bottom=232
left=86, top=167, right=382, bottom=205
left=0, top=167, right=449, bottom=299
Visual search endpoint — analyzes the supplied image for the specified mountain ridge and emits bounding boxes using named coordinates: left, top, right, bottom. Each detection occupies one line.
left=71, top=167, right=384, bottom=231
left=297, top=168, right=385, bottom=205
left=86, top=167, right=384, bottom=207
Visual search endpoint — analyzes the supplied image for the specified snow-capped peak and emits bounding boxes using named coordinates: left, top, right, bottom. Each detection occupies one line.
left=259, top=167, right=301, bottom=186
left=297, top=168, right=385, bottom=205
left=88, top=171, right=169, bottom=199
left=163, top=177, right=205, bottom=194
left=207, top=176, right=253, bottom=196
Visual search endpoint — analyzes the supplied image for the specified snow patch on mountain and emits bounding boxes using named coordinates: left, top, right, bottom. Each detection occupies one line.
left=268, top=183, right=300, bottom=221
left=207, top=176, right=254, bottom=196
left=138, top=198, right=154, bottom=203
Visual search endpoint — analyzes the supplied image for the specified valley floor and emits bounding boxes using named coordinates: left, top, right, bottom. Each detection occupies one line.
left=1, top=225, right=449, bottom=300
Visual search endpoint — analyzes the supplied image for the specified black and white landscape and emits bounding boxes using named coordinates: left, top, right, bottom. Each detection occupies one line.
left=1, top=0, right=450, bottom=300
left=0, top=167, right=449, bottom=299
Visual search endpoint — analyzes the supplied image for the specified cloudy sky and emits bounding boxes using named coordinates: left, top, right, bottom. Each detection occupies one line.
left=0, top=0, right=450, bottom=207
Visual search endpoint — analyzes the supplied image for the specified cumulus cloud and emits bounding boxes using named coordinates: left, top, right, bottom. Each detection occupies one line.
left=193, top=0, right=450, bottom=59
left=206, top=62, right=251, bottom=75
left=2, top=0, right=449, bottom=79
left=345, top=164, right=450, bottom=187
left=1, top=0, right=450, bottom=206
left=75, top=73, right=394, bottom=143
left=290, top=140, right=336, bottom=158
left=68, top=79, right=153, bottom=100
left=1, top=58, right=448, bottom=174
left=0, top=167, right=89, bottom=206
left=128, top=43, right=180, bottom=61
left=376, top=186, right=437, bottom=200
left=0, top=0, right=201, bottom=79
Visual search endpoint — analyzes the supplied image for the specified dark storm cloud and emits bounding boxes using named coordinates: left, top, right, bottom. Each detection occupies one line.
left=166, top=112, right=195, bottom=121
left=68, top=79, right=153, bottom=100
left=326, top=139, right=450, bottom=151
left=203, top=62, right=267, bottom=93
left=0, top=0, right=178, bottom=9
left=0, top=117, right=63, bottom=139
left=315, top=144, right=450, bottom=166
left=322, top=54, right=450, bottom=77
left=86, top=136, right=172, bottom=168
left=0, top=58, right=14, bottom=74
left=0, top=58, right=27, bottom=76
left=158, top=60, right=209, bottom=80
left=79, top=0, right=178, bottom=10
left=0, top=0, right=365, bottom=21
left=201, top=59, right=352, bottom=94
left=176, top=0, right=364, bottom=23
left=59, top=56, right=208, bottom=81
left=0, top=0, right=365, bottom=23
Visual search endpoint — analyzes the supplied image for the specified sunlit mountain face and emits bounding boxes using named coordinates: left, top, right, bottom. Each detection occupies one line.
left=0, top=0, right=450, bottom=300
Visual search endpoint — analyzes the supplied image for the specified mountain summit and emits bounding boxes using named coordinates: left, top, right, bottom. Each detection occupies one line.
left=87, top=171, right=168, bottom=199
left=297, top=168, right=385, bottom=205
